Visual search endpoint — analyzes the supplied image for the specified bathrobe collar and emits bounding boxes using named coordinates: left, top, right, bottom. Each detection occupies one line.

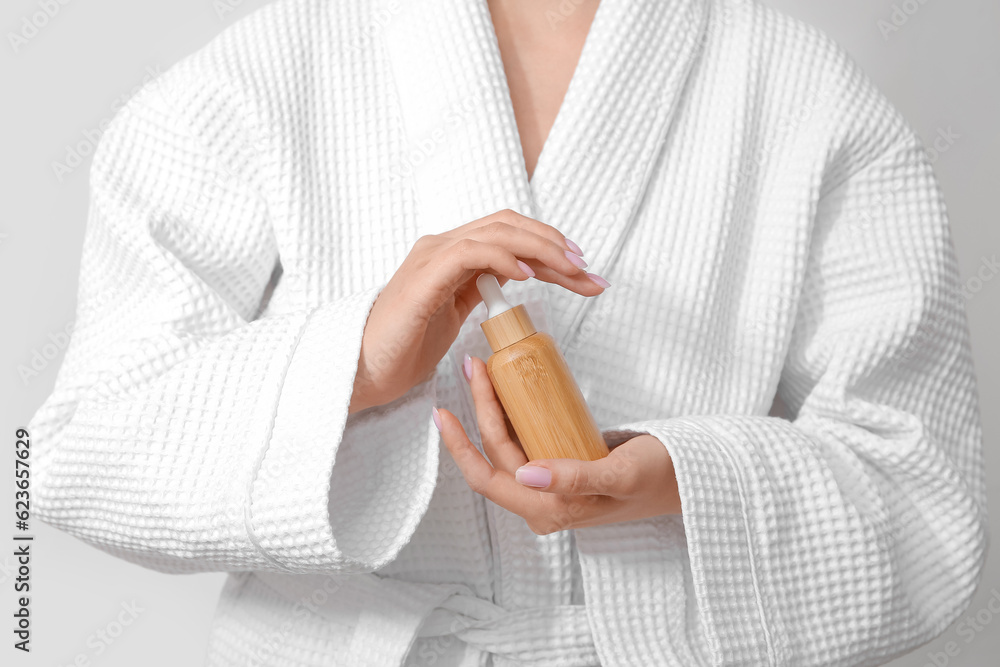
left=383, top=0, right=710, bottom=343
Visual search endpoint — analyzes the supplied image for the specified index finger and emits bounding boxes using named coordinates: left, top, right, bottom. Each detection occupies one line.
left=444, top=209, right=582, bottom=256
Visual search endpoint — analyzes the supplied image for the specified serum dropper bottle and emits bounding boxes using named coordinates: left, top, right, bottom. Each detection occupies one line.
left=476, top=273, right=609, bottom=462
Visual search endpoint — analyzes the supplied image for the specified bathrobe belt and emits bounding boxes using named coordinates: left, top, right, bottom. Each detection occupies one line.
left=254, top=571, right=598, bottom=666
left=253, top=571, right=600, bottom=667
left=415, top=591, right=598, bottom=665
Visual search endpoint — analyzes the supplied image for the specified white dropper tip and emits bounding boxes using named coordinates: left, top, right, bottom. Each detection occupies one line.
left=476, top=273, right=513, bottom=318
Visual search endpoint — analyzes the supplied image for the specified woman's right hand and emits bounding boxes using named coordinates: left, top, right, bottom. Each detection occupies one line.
left=348, top=209, right=607, bottom=413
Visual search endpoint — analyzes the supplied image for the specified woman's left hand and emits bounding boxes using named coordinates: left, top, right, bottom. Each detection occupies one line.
left=435, top=355, right=681, bottom=535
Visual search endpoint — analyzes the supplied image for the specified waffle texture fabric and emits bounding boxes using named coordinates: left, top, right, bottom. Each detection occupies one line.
left=28, top=0, right=986, bottom=665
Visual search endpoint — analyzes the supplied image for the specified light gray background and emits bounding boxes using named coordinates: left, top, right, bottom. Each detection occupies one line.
left=2, top=1, right=996, bottom=665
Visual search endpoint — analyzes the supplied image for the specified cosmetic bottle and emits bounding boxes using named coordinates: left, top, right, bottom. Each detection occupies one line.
left=476, top=273, right=609, bottom=461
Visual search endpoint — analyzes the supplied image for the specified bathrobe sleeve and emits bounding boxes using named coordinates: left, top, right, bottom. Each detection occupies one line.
left=26, top=73, right=439, bottom=576
left=579, top=132, right=987, bottom=665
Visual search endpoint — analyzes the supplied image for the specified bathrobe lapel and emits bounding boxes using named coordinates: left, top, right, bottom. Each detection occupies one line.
left=527, top=0, right=711, bottom=348
left=383, top=0, right=710, bottom=343
left=381, top=0, right=536, bottom=228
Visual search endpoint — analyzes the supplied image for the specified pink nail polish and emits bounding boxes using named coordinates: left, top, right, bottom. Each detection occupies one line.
left=516, top=260, right=535, bottom=278
left=586, top=272, right=610, bottom=288
left=515, top=465, right=552, bottom=488
left=564, top=238, right=584, bottom=256
left=565, top=250, right=588, bottom=269
left=462, top=353, right=473, bottom=382
left=432, top=406, right=442, bottom=431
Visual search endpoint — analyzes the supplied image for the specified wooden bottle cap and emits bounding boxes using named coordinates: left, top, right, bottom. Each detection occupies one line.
left=481, top=304, right=537, bottom=352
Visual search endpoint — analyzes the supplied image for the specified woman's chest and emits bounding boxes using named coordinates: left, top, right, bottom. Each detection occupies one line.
left=260, top=50, right=821, bottom=424
left=268, top=162, right=810, bottom=428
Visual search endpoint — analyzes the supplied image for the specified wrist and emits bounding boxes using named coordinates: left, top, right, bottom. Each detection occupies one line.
left=349, top=348, right=378, bottom=414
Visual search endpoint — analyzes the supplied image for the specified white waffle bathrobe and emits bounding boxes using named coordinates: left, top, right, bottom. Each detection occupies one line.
left=28, top=0, right=987, bottom=665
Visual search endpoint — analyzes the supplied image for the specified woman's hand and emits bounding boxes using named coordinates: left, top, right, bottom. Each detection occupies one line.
left=435, top=355, right=681, bottom=534
left=349, top=210, right=606, bottom=413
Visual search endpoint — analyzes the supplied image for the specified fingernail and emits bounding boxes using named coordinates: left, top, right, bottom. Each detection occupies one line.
left=587, top=272, right=610, bottom=288
left=565, top=250, right=588, bottom=269
left=462, top=353, right=473, bottom=382
left=515, top=465, right=552, bottom=488
left=564, top=238, right=584, bottom=256
left=516, top=260, right=535, bottom=277
left=432, top=406, right=442, bottom=431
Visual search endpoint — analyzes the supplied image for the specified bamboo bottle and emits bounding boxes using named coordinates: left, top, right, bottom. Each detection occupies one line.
left=476, top=273, right=609, bottom=462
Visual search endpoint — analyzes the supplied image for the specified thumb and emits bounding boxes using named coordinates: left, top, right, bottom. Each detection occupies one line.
left=514, top=457, right=623, bottom=496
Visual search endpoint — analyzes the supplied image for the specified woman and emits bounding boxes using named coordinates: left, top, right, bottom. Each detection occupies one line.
left=29, top=0, right=986, bottom=665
